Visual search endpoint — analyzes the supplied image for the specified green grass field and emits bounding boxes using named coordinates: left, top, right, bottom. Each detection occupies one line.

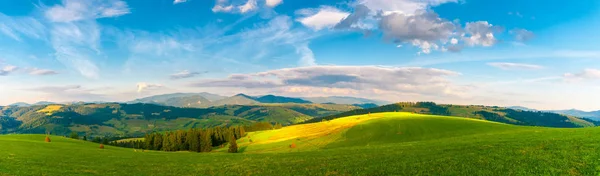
left=2, top=112, right=600, bottom=175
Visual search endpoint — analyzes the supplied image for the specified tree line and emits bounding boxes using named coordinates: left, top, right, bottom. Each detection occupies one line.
left=108, top=126, right=246, bottom=153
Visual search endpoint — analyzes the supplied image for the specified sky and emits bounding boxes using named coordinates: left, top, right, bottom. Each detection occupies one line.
left=1, top=0, right=600, bottom=111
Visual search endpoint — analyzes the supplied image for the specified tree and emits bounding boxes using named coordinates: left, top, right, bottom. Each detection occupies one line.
left=200, top=130, right=212, bottom=152
left=69, top=132, right=79, bottom=139
left=82, top=136, right=87, bottom=141
left=274, top=123, right=283, bottom=129
left=228, top=133, right=238, bottom=153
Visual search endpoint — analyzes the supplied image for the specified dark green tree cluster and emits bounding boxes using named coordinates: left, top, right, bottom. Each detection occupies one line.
left=112, top=126, right=245, bottom=152
left=69, top=132, right=79, bottom=139
left=110, top=140, right=145, bottom=149
left=243, top=122, right=273, bottom=132
left=415, top=102, right=451, bottom=116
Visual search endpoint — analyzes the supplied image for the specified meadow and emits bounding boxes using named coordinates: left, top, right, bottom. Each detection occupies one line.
left=2, top=112, right=600, bottom=175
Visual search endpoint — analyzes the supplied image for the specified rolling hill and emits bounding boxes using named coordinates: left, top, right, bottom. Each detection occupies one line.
left=0, top=103, right=358, bottom=137
left=306, top=102, right=596, bottom=128
left=3, top=112, right=600, bottom=175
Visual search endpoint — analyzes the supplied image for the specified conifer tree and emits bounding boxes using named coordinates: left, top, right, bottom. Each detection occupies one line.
left=228, top=133, right=238, bottom=153
left=69, top=132, right=79, bottom=139
left=200, top=130, right=212, bottom=152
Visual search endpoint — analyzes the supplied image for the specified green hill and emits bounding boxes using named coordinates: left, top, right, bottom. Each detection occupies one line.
left=0, top=103, right=357, bottom=137
left=306, top=102, right=596, bottom=128
left=2, top=112, right=600, bottom=175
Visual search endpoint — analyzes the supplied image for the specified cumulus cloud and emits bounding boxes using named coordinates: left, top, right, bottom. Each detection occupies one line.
left=296, top=6, right=350, bottom=31
left=334, top=5, right=371, bottom=30
left=29, top=68, right=59, bottom=75
left=44, top=0, right=130, bottom=22
left=510, top=28, right=535, bottom=42
left=380, top=10, right=456, bottom=53
left=173, top=0, right=188, bottom=4
left=136, top=82, right=164, bottom=93
left=212, top=4, right=234, bottom=12
left=487, top=62, right=544, bottom=70
left=564, top=69, right=600, bottom=82
left=0, top=65, right=18, bottom=76
left=358, top=0, right=458, bottom=15
left=265, top=0, right=283, bottom=7
left=190, top=66, right=467, bottom=97
left=211, top=0, right=258, bottom=14
left=463, top=21, right=502, bottom=47
left=170, top=70, right=204, bottom=80
left=239, top=0, right=257, bottom=13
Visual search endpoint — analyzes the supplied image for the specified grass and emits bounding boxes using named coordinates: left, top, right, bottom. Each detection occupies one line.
left=35, top=105, right=63, bottom=115
left=2, top=112, right=600, bottom=175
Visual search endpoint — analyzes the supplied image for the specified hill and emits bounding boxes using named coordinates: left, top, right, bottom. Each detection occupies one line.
left=507, top=106, right=600, bottom=121
left=254, top=95, right=312, bottom=104
left=3, top=112, right=600, bottom=175
left=0, top=103, right=358, bottom=137
left=302, top=96, right=389, bottom=105
left=306, top=102, right=595, bottom=128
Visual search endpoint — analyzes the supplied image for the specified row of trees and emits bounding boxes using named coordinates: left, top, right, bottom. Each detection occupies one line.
left=109, top=126, right=246, bottom=153
left=243, top=122, right=283, bottom=132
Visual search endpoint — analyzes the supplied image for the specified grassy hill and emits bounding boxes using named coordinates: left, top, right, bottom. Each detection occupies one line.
left=306, top=102, right=596, bottom=128
left=2, top=112, right=600, bottom=175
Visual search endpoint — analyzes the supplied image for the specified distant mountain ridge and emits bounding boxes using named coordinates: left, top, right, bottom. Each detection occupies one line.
left=507, top=106, right=600, bottom=121
left=127, top=93, right=388, bottom=108
left=301, top=96, right=390, bottom=105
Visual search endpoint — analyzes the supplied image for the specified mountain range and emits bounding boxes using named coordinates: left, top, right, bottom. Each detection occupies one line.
left=508, top=106, right=600, bottom=120
left=126, top=93, right=388, bottom=108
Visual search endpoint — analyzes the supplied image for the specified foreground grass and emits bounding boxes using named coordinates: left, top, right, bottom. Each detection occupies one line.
left=2, top=113, right=600, bottom=175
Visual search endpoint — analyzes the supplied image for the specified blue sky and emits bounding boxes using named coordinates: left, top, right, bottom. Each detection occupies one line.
left=1, top=0, right=600, bottom=110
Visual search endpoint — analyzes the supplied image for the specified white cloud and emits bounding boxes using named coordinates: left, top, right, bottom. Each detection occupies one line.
left=136, top=82, right=164, bottom=93
left=42, top=0, right=132, bottom=79
left=296, top=6, right=350, bottom=31
left=190, top=65, right=466, bottom=97
left=170, top=70, right=202, bottom=80
left=463, top=21, right=501, bottom=47
left=239, top=0, right=258, bottom=13
left=0, top=13, right=46, bottom=41
left=358, top=0, right=457, bottom=15
left=212, top=5, right=234, bottom=12
left=29, top=68, right=59, bottom=76
left=450, top=38, right=458, bottom=45
left=380, top=11, right=455, bottom=53
left=173, top=0, right=188, bottom=4
left=45, top=0, right=130, bottom=23
left=487, top=62, right=544, bottom=70
left=510, top=28, right=535, bottom=42
left=564, top=69, right=600, bottom=82
left=266, top=0, right=283, bottom=7
left=296, top=43, right=316, bottom=66
left=0, top=65, right=18, bottom=76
